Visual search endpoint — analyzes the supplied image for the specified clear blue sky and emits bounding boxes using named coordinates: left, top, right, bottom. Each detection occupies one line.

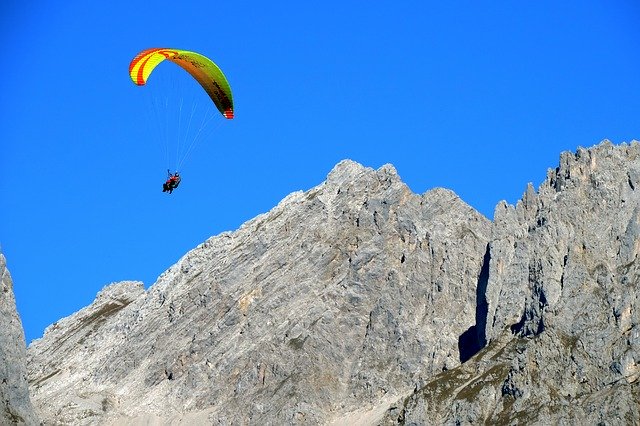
left=2, top=1, right=639, bottom=344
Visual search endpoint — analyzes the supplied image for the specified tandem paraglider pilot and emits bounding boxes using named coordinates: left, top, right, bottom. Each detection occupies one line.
left=163, top=170, right=181, bottom=194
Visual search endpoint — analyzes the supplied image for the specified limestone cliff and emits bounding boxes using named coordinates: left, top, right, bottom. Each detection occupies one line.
left=27, top=161, right=491, bottom=424
left=25, top=142, right=640, bottom=425
left=0, top=254, right=38, bottom=424
left=383, top=141, right=640, bottom=424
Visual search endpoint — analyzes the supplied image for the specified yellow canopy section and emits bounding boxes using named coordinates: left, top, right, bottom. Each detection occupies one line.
left=129, top=48, right=234, bottom=119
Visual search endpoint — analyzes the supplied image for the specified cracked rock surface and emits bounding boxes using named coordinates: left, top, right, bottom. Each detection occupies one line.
left=0, top=254, right=38, bottom=425
left=27, top=160, right=491, bottom=424
left=382, top=141, right=640, bottom=425
left=25, top=141, right=640, bottom=424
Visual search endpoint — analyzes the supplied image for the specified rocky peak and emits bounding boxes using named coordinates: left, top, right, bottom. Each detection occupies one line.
left=22, top=142, right=640, bottom=424
left=487, top=140, right=640, bottom=344
left=390, top=141, right=640, bottom=425
left=27, top=160, right=491, bottom=425
left=0, top=254, right=38, bottom=425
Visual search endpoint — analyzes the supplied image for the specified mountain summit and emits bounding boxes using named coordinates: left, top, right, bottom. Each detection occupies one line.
left=4, top=141, right=639, bottom=424
left=27, top=159, right=491, bottom=424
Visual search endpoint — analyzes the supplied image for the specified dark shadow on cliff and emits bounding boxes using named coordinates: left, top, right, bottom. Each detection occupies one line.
left=458, top=243, right=490, bottom=363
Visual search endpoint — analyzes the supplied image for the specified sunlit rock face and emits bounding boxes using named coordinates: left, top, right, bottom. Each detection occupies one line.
left=382, top=141, right=640, bottom=425
left=27, top=160, right=491, bottom=425
left=0, top=254, right=38, bottom=425
left=26, top=141, right=640, bottom=425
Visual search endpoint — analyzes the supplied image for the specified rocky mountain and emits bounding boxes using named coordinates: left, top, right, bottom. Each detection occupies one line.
left=21, top=140, right=640, bottom=424
left=27, top=160, right=491, bottom=425
left=0, top=254, right=38, bottom=424
left=384, top=141, right=640, bottom=424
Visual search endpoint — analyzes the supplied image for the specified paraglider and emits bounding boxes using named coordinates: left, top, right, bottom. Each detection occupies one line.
left=129, top=48, right=234, bottom=119
left=129, top=48, right=234, bottom=193
left=162, top=170, right=181, bottom=194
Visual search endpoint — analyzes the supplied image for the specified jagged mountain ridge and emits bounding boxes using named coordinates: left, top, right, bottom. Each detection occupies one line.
left=27, top=160, right=491, bottom=424
left=20, top=141, right=640, bottom=424
left=384, top=141, right=640, bottom=424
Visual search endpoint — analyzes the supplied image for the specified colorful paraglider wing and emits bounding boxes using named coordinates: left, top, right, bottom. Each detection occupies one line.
left=129, top=48, right=234, bottom=119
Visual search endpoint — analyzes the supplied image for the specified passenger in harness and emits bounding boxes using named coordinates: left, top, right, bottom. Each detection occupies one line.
left=162, top=170, right=181, bottom=194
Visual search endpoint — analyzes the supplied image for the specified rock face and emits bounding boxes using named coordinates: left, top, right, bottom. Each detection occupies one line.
left=28, top=280, right=145, bottom=424
left=25, top=142, right=640, bottom=424
left=27, top=161, right=492, bottom=424
left=0, top=254, right=38, bottom=424
left=384, top=141, right=640, bottom=424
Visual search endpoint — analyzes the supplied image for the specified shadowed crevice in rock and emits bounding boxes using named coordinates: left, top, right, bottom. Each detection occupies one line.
left=475, top=244, right=490, bottom=347
left=510, top=258, right=549, bottom=338
left=458, top=243, right=490, bottom=363
left=510, top=286, right=547, bottom=337
left=458, top=326, right=480, bottom=363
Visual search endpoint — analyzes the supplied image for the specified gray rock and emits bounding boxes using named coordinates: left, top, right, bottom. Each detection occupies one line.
left=26, top=141, right=640, bottom=425
left=382, top=141, right=640, bottom=424
left=0, top=254, right=39, bottom=424
left=27, top=160, right=491, bottom=424
left=27, top=280, right=144, bottom=425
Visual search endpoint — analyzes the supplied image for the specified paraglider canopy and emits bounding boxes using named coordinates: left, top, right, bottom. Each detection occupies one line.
left=129, top=48, right=234, bottom=119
